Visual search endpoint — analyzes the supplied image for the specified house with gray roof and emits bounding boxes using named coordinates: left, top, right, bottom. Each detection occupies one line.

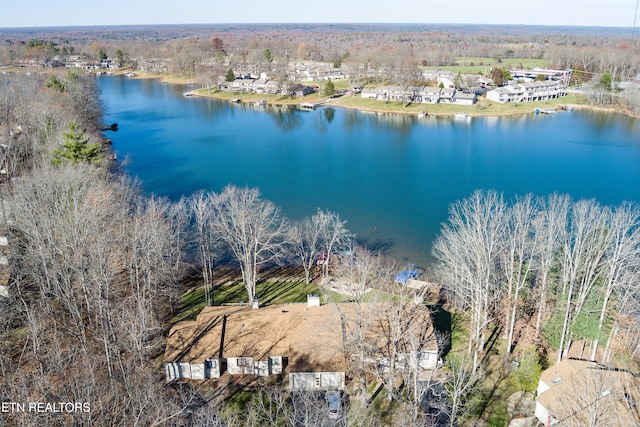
left=252, top=78, right=280, bottom=94
left=361, top=85, right=476, bottom=105
left=415, top=87, right=441, bottom=103
left=486, top=81, right=567, bottom=103
left=452, top=91, right=477, bottom=105
left=439, top=88, right=456, bottom=103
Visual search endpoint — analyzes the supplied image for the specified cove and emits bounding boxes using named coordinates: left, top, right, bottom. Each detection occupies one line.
left=98, top=75, right=640, bottom=269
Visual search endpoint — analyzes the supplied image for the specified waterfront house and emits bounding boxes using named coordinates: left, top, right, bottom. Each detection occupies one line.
left=164, top=297, right=440, bottom=383
left=228, top=77, right=256, bottom=93
left=452, top=91, right=477, bottom=105
left=439, top=88, right=455, bottom=103
left=535, top=359, right=640, bottom=426
left=291, top=84, right=315, bottom=97
left=486, top=81, right=567, bottom=104
left=252, top=78, right=280, bottom=94
left=360, top=87, right=382, bottom=100
left=415, top=86, right=441, bottom=103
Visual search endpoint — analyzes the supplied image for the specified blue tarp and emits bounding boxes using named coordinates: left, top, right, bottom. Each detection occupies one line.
left=394, top=264, right=418, bottom=284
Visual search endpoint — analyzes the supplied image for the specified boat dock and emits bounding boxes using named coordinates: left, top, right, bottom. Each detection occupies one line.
left=299, top=98, right=335, bottom=111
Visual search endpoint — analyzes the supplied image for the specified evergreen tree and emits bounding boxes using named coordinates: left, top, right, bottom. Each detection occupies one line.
left=52, top=120, right=103, bottom=165
left=323, top=80, right=335, bottom=97
left=598, top=70, right=612, bottom=91
left=264, top=48, right=273, bottom=63
left=46, top=75, right=66, bottom=92
left=225, top=68, right=235, bottom=82
left=115, top=49, right=125, bottom=66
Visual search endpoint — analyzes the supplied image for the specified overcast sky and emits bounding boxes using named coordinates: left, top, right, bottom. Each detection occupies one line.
left=1, top=0, right=636, bottom=28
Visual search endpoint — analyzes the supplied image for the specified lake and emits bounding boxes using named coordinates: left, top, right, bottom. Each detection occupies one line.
left=98, top=75, right=640, bottom=270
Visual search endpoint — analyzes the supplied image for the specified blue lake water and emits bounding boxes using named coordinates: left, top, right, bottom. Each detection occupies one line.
left=98, top=75, right=640, bottom=269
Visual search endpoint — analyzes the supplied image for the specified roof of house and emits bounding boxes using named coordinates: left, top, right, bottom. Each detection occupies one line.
left=537, top=359, right=640, bottom=426
left=539, top=358, right=592, bottom=389
left=419, top=87, right=441, bottom=95
left=165, top=302, right=437, bottom=373
left=454, top=92, right=476, bottom=100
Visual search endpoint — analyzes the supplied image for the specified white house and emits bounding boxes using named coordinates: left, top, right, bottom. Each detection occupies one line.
left=415, top=87, right=441, bottom=103
left=437, top=76, right=456, bottom=89
left=452, top=92, right=477, bottom=105
left=486, top=81, right=567, bottom=104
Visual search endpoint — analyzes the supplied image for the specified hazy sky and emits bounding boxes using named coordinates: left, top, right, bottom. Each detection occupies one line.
left=1, top=0, right=636, bottom=28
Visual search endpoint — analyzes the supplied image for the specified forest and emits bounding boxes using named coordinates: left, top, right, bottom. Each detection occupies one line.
left=1, top=24, right=640, bottom=426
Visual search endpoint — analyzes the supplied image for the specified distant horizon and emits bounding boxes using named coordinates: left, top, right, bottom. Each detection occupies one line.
left=0, top=22, right=635, bottom=30
left=2, top=0, right=637, bottom=29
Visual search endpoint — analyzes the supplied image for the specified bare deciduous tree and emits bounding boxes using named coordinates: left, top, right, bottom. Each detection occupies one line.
left=432, top=189, right=507, bottom=372
left=532, top=193, right=570, bottom=339
left=590, top=202, right=640, bottom=360
left=557, top=200, right=609, bottom=363
left=501, top=194, right=538, bottom=354
left=190, top=191, right=219, bottom=305
left=209, top=185, right=288, bottom=303
left=287, top=209, right=352, bottom=285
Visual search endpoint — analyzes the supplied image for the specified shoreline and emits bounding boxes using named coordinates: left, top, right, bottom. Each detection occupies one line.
left=117, top=70, right=637, bottom=119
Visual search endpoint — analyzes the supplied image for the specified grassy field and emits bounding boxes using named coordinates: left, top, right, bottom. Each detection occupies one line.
left=330, top=92, right=582, bottom=117
left=443, top=57, right=549, bottom=75
left=169, top=272, right=406, bottom=327
left=169, top=276, right=321, bottom=326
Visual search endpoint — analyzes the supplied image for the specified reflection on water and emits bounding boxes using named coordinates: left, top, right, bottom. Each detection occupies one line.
left=324, top=107, right=335, bottom=124
left=266, top=105, right=302, bottom=131
left=99, top=75, right=640, bottom=268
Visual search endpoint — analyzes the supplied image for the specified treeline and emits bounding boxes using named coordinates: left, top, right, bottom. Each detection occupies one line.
left=4, top=24, right=640, bottom=116
left=2, top=24, right=639, bottom=80
left=433, top=190, right=640, bottom=374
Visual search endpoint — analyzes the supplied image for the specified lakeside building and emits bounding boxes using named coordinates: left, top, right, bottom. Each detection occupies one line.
left=510, top=68, right=572, bottom=85
left=164, top=296, right=441, bottom=385
left=486, top=80, right=567, bottom=104
left=361, top=85, right=478, bottom=105
left=13, top=55, right=119, bottom=70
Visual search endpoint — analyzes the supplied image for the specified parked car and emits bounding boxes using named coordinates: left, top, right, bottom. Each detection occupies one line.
left=325, top=390, right=341, bottom=419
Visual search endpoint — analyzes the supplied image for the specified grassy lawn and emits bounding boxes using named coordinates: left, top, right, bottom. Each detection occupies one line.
left=192, top=88, right=326, bottom=105
left=169, top=277, right=321, bottom=326
left=472, top=336, right=521, bottom=427
left=331, top=92, right=581, bottom=117
left=305, top=79, right=351, bottom=91
left=444, top=314, right=531, bottom=427
left=440, top=57, right=549, bottom=74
